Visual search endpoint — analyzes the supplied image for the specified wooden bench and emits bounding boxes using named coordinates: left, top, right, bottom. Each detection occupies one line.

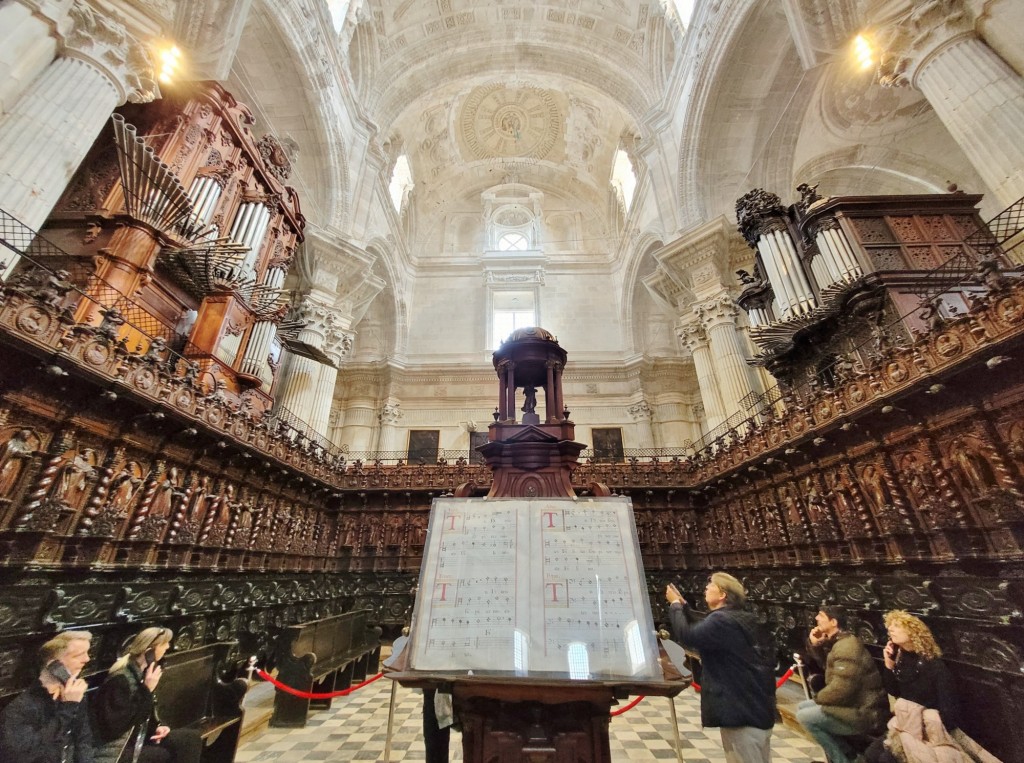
left=0, top=641, right=246, bottom=763
left=153, top=641, right=248, bottom=763
left=270, top=609, right=382, bottom=728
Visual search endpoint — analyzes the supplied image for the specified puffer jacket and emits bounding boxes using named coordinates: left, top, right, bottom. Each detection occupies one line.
left=812, top=631, right=888, bottom=734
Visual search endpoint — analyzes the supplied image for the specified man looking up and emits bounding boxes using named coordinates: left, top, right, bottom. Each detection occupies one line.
left=0, top=630, right=95, bottom=763
left=665, top=572, right=776, bottom=763
left=797, top=606, right=888, bottom=763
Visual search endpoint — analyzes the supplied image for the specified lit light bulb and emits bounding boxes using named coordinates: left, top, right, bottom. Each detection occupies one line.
left=155, top=41, right=183, bottom=85
left=853, top=34, right=874, bottom=71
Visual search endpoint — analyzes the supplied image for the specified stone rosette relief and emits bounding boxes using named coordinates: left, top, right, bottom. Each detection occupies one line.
left=459, top=83, right=563, bottom=161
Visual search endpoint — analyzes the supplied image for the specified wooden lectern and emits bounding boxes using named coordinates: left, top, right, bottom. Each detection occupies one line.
left=388, top=328, right=688, bottom=762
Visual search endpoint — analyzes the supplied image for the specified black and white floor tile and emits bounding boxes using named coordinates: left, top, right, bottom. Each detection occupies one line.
left=236, top=676, right=822, bottom=762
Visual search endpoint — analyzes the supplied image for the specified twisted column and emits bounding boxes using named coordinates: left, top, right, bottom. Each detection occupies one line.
left=0, top=1, right=157, bottom=279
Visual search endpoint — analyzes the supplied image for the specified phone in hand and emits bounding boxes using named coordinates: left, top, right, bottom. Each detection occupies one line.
left=45, top=660, right=72, bottom=684
left=144, top=648, right=157, bottom=668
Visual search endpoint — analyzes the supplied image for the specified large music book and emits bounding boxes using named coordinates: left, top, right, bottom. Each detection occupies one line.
left=407, top=496, right=661, bottom=680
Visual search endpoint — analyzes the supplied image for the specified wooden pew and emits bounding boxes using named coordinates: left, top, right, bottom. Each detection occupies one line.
left=270, top=609, right=382, bottom=728
left=154, top=641, right=248, bottom=763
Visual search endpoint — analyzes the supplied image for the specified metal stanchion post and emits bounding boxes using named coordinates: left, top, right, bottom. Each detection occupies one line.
left=668, top=695, right=684, bottom=763
left=793, top=653, right=811, bottom=700
left=382, top=680, right=399, bottom=762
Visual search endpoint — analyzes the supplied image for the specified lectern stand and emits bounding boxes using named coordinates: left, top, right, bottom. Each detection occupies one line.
left=388, top=329, right=689, bottom=762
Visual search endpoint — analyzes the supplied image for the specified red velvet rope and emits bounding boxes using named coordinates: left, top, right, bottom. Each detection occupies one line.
left=691, top=665, right=795, bottom=694
left=610, top=695, right=645, bottom=716
left=257, top=668, right=383, bottom=699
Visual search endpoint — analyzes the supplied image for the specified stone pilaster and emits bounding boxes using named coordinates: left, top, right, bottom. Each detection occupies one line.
left=0, top=1, right=157, bottom=278
left=627, top=400, right=656, bottom=449
left=377, top=402, right=404, bottom=453
left=696, top=293, right=760, bottom=418
left=879, top=0, right=1024, bottom=206
left=678, top=321, right=728, bottom=431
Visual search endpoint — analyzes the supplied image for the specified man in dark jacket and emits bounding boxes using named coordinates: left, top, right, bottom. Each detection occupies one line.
left=666, top=572, right=776, bottom=763
left=797, top=605, right=888, bottom=763
left=0, top=630, right=95, bottom=763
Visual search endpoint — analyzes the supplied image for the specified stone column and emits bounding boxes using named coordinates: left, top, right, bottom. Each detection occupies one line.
left=678, top=321, right=728, bottom=431
left=308, top=326, right=353, bottom=438
left=0, top=0, right=73, bottom=117
left=628, top=400, right=655, bottom=449
left=880, top=0, right=1024, bottom=207
left=0, top=1, right=157, bottom=279
left=273, top=298, right=345, bottom=430
left=696, top=293, right=760, bottom=418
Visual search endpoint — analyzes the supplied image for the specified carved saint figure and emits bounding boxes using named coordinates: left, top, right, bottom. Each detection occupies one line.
left=52, top=450, right=96, bottom=507
left=522, top=385, right=537, bottom=414
left=107, top=462, right=143, bottom=512
left=0, top=429, right=34, bottom=498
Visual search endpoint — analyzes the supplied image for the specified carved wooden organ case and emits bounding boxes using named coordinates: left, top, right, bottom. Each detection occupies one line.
left=733, top=187, right=1001, bottom=389
left=44, top=81, right=305, bottom=417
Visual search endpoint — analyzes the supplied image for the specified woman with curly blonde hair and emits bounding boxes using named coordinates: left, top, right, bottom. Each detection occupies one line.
left=864, top=611, right=960, bottom=763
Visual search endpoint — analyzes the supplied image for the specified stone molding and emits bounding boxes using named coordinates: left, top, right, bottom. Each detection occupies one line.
left=379, top=402, right=403, bottom=425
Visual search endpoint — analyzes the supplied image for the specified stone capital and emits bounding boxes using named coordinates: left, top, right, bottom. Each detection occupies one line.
left=322, top=325, right=355, bottom=365
left=63, top=1, right=158, bottom=104
left=289, top=297, right=347, bottom=348
left=627, top=400, right=652, bottom=421
left=379, top=402, right=403, bottom=425
left=695, top=292, right=740, bottom=328
left=677, top=320, right=708, bottom=352
left=876, top=0, right=974, bottom=89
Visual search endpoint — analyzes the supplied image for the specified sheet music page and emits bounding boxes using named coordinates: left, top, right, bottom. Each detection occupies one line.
left=408, top=497, right=660, bottom=680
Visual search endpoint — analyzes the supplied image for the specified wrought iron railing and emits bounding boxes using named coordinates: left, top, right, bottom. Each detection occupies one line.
left=0, top=209, right=179, bottom=344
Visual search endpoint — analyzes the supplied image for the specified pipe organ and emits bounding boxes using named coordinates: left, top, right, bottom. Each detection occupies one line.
left=43, top=82, right=305, bottom=417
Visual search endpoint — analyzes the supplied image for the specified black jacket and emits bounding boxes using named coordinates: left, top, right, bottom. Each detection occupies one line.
left=0, top=681, right=95, bottom=763
left=882, top=651, right=960, bottom=731
left=90, top=664, right=157, bottom=745
left=669, top=603, right=777, bottom=730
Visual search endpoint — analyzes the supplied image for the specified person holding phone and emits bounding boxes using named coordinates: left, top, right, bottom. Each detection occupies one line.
left=863, top=611, right=963, bottom=763
left=90, top=627, right=201, bottom=763
left=797, top=606, right=888, bottom=763
left=665, top=574, right=776, bottom=763
left=0, top=630, right=95, bottom=763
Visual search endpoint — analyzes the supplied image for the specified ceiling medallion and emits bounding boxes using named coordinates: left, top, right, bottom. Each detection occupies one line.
left=460, top=83, right=561, bottom=161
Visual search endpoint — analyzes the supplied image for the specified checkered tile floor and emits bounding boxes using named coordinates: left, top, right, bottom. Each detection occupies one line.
left=236, top=674, right=822, bottom=762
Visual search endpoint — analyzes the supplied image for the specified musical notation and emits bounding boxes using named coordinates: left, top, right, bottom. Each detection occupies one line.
left=409, top=497, right=661, bottom=679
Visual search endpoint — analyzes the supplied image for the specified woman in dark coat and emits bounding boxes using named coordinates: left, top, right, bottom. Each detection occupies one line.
left=90, top=627, right=202, bottom=763
left=864, top=611, right=959, bottom=763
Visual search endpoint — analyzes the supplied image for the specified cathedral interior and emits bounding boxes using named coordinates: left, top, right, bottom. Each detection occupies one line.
left=1, top=0, right=1024, bottom=759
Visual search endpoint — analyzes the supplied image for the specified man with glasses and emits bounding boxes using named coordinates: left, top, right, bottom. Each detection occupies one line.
left=0, top=630, right=95, bottom=763
left=666, top=573, right=775, bottom=763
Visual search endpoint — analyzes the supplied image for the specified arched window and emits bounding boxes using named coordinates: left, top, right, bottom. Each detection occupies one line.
left=490, top=205, right=535, bottom=251
left=388, top=155, right=413, bottom=213
left=611, top=149, right=636, bottom=213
